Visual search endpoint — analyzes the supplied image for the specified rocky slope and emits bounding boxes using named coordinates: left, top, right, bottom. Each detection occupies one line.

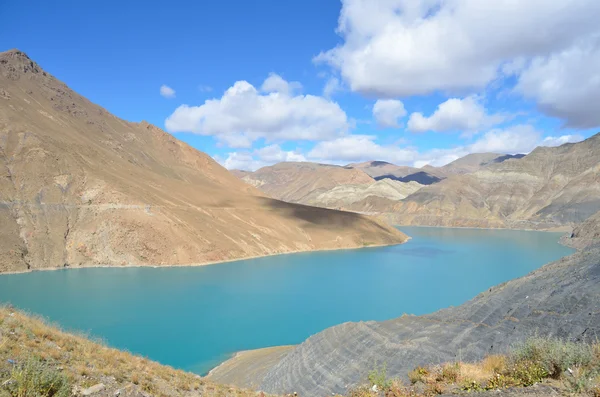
left=303, top=179, right=423, bottom=210
left=0, top=49, right=406, bottom=273
left=438, top=153, right=526, bottom=176
left=348, top=161, right=444, bottom=185
left=241, top=162, right=374, bottom=202
left=210, top=223, right=600, bottom=396
left=386, top=135, right=600, bottom=229
left=562, top=210, right=600, bottom=249
left=237, top=162, right=424, bottom=211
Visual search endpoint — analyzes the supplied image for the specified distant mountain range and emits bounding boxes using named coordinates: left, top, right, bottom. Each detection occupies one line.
left=0, top=49, right=406, bottom=273
left=233, top=138, right=599, bottom=230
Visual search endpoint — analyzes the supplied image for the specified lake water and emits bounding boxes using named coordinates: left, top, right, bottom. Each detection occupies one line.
left=0, top=227, right=574, bottom=374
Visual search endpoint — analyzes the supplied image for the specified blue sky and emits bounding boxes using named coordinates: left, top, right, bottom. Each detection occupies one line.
left=2, top=0, right=599, bottom=170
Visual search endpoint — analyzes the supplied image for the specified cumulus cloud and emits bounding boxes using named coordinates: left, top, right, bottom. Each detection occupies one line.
left=516, top=40, right=600, bottom=128
left=540, top=134, right=585, bottom=147
left=408, top=96, right=506, bottom=134
left=315, top=0, right=600, bottom=128
left=323, top=77, right=342, bottom=98
left=308, top=134, right=415, bottom=164
left=160, top=84, right=176, bottom=98
left=165, top=74, right=349, bottom=146
left=261, top=73, right=302, bottom=95
left=317, top=0, right=600, bottom=96
left=372, top=99, right=407, bottom=128
left=219, top=144, right=306, bottom=171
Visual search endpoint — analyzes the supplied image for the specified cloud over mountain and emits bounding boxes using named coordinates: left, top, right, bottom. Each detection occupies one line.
left=165, top=74, right=349, bottom=148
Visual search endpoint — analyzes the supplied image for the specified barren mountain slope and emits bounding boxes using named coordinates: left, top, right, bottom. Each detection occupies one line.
left=230, top=169, right=252, bottom=179
left=387, top=136, right=600, bottom=228
left=562, top=210, right=600, bottom=249
left=240, top=162, right=374, bottom=203
left=439, top=153, right=525, bottom=175
left=210, top=221, right=600, bottom=396
left=348, top=161, right=443, bottom=185
left=0, top=49, right=406, bottom=273
left=307, top=179, right=423, bottom=209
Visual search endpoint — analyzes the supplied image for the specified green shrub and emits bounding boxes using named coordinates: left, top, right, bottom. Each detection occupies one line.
left=509, top=360, right=548, bottom=386
left=510, top=336, right=594, bottom=378
left=2, top=357, right=71, bottom=397
left=408, top=366, right=428, bottom=385
left=368, top=364, right=392, bottom=390
left=460, top=379, right=483, bottom=392
left=485, top=373, right=517, bottom=390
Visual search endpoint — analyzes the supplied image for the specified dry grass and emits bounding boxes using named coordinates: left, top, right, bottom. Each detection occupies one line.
left=0, top=306, right=272, bottom=397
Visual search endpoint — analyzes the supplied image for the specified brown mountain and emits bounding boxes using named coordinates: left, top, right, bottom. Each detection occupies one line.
left=348, top=161, right=443, bottom=185
left=438, top=152, right=525, bottom=175
left=237, top=162, right=424, bottom=211
left=0, top=49, right=406, bottom=273
left=388, top=135, right=600, bottom=228
left=240, top=162, right=374, bottom=203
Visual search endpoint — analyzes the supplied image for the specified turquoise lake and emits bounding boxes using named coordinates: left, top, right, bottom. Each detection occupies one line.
left=0, top=227, right=574, bottom=375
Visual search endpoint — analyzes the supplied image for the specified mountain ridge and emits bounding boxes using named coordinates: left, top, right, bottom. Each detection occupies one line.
left=0, top=49, right=407, bottom=273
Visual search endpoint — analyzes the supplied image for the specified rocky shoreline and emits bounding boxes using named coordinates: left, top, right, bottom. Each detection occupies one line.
left=208, top=217, right=600, bottom=396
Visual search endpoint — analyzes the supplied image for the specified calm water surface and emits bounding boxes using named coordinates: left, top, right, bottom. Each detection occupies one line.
left=0, top=227, right=574, bottom=374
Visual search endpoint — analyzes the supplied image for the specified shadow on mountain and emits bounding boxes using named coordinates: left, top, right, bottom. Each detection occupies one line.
left=375, top=171, right=443, bottom=185
left=257, top=197, right=388, bottom=231
left=490, top=154, right=526, bottom=164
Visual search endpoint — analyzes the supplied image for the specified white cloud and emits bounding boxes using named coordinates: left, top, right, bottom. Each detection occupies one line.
left=372, top=99, right=407, bottom=128
left=468, top=125, right=541, bottom=154
left=165, top=75, right=349, bottom=146
left=308, top=134, right=415, bottom=164
left=540, top=134, right=585, bottom=147
left=256, top=144, right=306, bottom=163
left=323, top=77, right=342, bottom=98
left=261, top=73, right=302, bottom=95
left=219, top=152, right=267, bottom=171
left=315, top=0, right=600, bottom=132
left=516, top=39, right=600, bottom=128
left=219, top=144, right=307, bottom=171
left=408, top=96, right=506, bottom=133
left=198, top=85, right=213, bottom=93
left=217, top=133, right=253, bottom=149
left=160, top=84, right=176, bottom=98
left=307, top=124, right=576, bottom=168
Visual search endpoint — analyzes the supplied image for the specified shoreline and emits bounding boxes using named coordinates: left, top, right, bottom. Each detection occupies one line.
left=0, top=238, right=410, bottom=276
left=1, top=223, right=574, bottom=276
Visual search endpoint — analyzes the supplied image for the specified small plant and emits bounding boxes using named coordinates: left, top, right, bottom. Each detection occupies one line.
left=423, top=382, right=443, bottom=396
left=509, top=360, right=548, bottom=386
left=440, top=363, right=459, bottom=383
left=3, top=357, right=71, bottom=397
left=510, top=336, right=594, bottom=379
left=562, top=366, right=597, bottom=394
left=460, top=378, right=483, bottom=392
left=485, top=373, right=517, bottom=390
left=368, top=364, right=392, bottom=391
left=408, top=366, right=428, bottom=385
left=347, top=385, right=376, bottom=397
left=481, top=355, right=506, bottom=374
